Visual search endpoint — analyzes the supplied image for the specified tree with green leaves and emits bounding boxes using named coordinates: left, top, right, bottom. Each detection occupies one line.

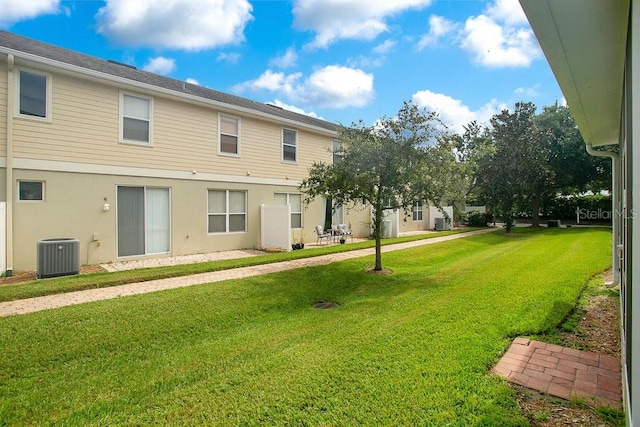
left=300, top=101, right=448, bottom=271
left=440, top=121, right=494, bottom=221
left=534, top=103, right=611, bottom=195
left=475, top=102, right=553, bottom=231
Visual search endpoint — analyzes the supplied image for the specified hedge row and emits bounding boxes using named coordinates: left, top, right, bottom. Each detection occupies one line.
left=545, top=195, right=612, bottom=220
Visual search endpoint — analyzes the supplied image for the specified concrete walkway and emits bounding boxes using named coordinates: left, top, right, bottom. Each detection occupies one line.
left=0, top=229, right=496, bottom=317
left=100, top=249, right=265, bottom=272
left=494, top=337, right=622, bottom=410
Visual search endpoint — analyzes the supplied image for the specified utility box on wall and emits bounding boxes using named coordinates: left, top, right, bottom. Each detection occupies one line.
left=37, top=238, right=80, bottom=279
left=435, top=217, right=450, bottom=231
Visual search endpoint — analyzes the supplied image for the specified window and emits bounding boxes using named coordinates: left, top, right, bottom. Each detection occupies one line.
left=412, top=201, right=423, bottom=221
left=208, top=190, right=246, bottom=233
left=275, top=193, right=302, bottom=228
left=282, top=128, right=297, bottom=162
left=121, top=93, right=152, bottom=144
left=17, top=69, right=51, bottom=120
left=18, top=181, right=44, bottom=201
left=219, top=114, right=240, bottom=155
left=332, top=139, right=343, bottom=164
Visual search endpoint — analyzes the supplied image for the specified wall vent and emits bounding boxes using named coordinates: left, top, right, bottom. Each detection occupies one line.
left=37, top=238, right=80, bottom=279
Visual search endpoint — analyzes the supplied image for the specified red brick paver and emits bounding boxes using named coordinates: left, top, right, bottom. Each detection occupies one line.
left=493, top=338, right=621, bottom=409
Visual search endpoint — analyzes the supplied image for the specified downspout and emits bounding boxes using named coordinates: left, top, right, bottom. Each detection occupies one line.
left=585, top=143, right=619, bottom=288
left=5, top=54, right=14, bottom=277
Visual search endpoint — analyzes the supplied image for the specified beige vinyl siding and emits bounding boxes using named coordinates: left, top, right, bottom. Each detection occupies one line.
left=13, top=73, right=119, bottom=163
left=10, top=70, right=334, bottom=179
left=0, top=61, right=7, bottom=156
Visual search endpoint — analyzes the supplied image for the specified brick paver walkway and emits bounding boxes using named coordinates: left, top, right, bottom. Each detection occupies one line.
left=493, top=337, right=621, bottom=409
left=0, top=228, right=496, bottom=317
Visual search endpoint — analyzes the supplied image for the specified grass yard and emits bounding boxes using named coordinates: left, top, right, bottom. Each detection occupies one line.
left=0, top=229, right=474, bottom=302
left=0, top=228, right=611, bottom=425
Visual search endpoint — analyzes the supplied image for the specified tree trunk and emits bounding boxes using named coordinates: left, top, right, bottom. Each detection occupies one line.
left=531, top=195, right=541, bottom=227
left=374, top=207, right=383, bottom=271
left=504, top=199, right=514, bottom=233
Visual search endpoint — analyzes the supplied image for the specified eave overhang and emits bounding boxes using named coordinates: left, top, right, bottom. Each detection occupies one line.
left=519, top=0, right=629, bottom=147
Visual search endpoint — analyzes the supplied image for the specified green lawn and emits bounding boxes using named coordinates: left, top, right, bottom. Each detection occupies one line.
left=0, top=229, right=473, bottom=302
left=0, top=228, right=611, bottom=425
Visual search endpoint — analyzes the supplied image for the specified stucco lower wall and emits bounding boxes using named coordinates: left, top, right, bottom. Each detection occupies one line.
left=398, top=211, right=429, bottom=233
left=10, top=169, right=341, bottom=272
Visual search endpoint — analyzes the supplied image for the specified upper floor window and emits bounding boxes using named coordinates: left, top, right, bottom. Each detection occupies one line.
left=17, top=69, right=51, bottom=120
left=18, top=181, right=45, bottom=201
left=412, top=201, right=423, bottom=221
left=274, top=193, right=302, bottom=229
left=282, top=128, right=297, bottom=162
left=121, top=93, right=153, bottom=145
left=332, top=139, right=343, bottom=164
left=219, top=114, right=240, bottom=155
left=208, top=190, right=247, bottom=233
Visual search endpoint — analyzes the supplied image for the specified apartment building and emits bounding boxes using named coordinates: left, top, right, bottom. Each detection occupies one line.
left=0, top=30, right=376, bottom=273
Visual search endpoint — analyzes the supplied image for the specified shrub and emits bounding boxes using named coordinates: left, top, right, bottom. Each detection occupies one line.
left=466, top=210, right=489, bottom=227
left=546, top=194, right=611, bottom=220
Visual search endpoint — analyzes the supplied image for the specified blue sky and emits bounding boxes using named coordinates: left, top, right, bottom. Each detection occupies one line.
left=0, top=0, right=562, bottom=133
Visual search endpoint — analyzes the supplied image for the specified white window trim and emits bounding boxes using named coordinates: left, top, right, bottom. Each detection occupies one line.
left=14, top=68, right=52, bottom=123
left=207, top=189, right=247, bottom=234
left=17, top=180, right=45, bottom=202
left=275, top=192, right=303, bottom=229
left=119, top=91, right=154, bottom=146
left=218, top=113, right=241, bottom=157
left=413, top=201, right=423, bottom=221
left=282, top=128, right=298, bottom=164
left=332, top=139, right=343, bottom=164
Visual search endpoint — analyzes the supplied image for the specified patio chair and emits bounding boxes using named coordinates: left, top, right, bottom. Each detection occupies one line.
left=337, top=223, right=353, bottom=243
left=315, top=225, right=332, bottom=245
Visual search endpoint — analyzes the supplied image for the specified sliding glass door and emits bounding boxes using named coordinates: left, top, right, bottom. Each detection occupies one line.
left=117, top=186, right=170, bottom=257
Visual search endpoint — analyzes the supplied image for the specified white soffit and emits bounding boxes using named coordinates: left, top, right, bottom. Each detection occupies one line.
left=519, top=0, right=629, bottom=147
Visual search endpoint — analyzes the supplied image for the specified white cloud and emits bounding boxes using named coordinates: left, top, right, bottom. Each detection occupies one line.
left=372, top=39, right=396, bottom=55
left=270, top=99, right=323, bottom=119
left=347, top=55, right=384, bottom=69
left=96, top=0, right=253, bottom=50
left=460, top=0, right=541, bottom=68
left=186, top=78, right=200, bottom=85
left=217, top=52, right=241, bottom=64
left=234, top=66, right=374, bottom=109
left=412, top=89, right=506, bottom=133
left=0, top=0, right=60, bottom=26
left=514, top=85, right=540, bottom=98
left=270, top=47, right=298, bottom=69
left=417, top=15, right=456, bottom=50
left=292, top=0, right=433, bottom=49
left=304, top=66, right=374, bottom=107
left=234, top=70, right=303, bottom=93
left=142, top=56, right=176, bottom=75
left=486, top=0, right=528, bottom=26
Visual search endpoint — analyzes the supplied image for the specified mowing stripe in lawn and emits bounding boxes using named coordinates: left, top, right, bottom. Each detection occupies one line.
left=0, top=228, right=496, bottom=316
left=0, top=228, right=612, bottom=425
